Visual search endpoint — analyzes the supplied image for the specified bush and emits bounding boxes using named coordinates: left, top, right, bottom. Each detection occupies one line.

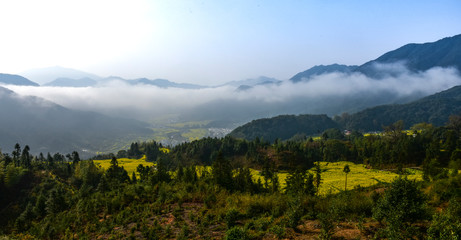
left=373, top=178, right=428, bottom=239
left=269, top=225, right=285, bottom=239
left=225, top=208, right=241, bottom=229
left=225, top=226, right=249, bottom=240
left=318, top=212, right=335, bottom=240
left=427, top=198, right=461, bottom=239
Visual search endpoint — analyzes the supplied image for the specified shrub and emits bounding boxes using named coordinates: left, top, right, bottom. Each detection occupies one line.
left=225, top=226, right=249, bottom=240
left=225, top=208, right=241, bottom=229
left=318, top=212, right=335, bottom=240
left=269, top=225, right=285, bottom=239
left=427, top=198, right=461, bottom=239
left=373, top=178, right=428, bottom=239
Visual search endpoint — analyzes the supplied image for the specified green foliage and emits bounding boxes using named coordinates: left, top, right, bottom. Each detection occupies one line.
left=225, top=208, right=241, bottom=229
left=229, top=114, right=340, bottom=142
left=427, top=198, right=461, bottom=239
left=225, top=226, right=249, bottom=240
left=284, top=169, right=316, bottom=196
left=373, top=178, right=428, bottom=239
left=318, top=212, right=335, bottom=240
left=212, top=152, right=233, bottom=190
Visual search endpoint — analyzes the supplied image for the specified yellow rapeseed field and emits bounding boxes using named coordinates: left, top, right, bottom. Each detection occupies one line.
left=94, top=158, right=422, bottom=195
left=93, top=156, right=154, bottom=176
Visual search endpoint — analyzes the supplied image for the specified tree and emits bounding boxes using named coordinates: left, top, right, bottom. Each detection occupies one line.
left=106, top=157, right=130, bottom=184
left=343, top=164, right=350, bottom=191
left=20, top=145, right=31, bottom=169
left=285, top=168, right=316, bottom=196
left=12, top=143, right=21, bottom=167
left=71, top=151, right=80, bottom=165
left=212, top=151, right=233, bottom=190
left=373, top=178, right=427, bottom=239
left=46, top=153, right=54, bottom=169
left=131, top=172, right=137, bottom=184
left=315, top=162, right=322, bottom=194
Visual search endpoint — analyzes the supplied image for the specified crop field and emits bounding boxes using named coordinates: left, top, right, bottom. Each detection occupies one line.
left=94, top=158, right=423, bottom=195
left=93, top=156, right=155, bottom=176
left=252, top=161, right=423, bottom=195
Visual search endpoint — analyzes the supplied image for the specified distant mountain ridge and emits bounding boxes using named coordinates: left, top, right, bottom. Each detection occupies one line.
left=291, top=34, right=461, bottom=81
left=21, top=66, right=102, bottom=85
left=44, top=77, right=98, bottom=87
left=356, top=34, right=461, bottom=78
left=128, top=78, right=205, bottom=89
left=0, top=86, right=153, bottom=156
left=290, top=64, right=358, bottom=82
left=0, top=73, right=39, bottom=86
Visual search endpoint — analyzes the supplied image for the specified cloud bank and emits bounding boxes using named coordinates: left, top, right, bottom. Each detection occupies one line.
left=6, top=65, right=461, bottom=125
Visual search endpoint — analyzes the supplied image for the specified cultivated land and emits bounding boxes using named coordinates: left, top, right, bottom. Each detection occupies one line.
left=95, top=158, right=423, bottom=194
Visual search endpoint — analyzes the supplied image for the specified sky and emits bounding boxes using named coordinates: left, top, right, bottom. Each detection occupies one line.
left=1, top=0, right=461, bottom=85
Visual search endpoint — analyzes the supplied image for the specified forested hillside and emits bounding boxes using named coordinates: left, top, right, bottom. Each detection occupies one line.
left=230, top=85, right=461, bottom=141
left=340, top=85, right=461, bottom=131
left=229, top=114, right=339, bottom=142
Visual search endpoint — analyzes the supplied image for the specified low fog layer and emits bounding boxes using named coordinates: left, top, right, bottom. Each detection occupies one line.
left=6, top=65, right=461, bottom=125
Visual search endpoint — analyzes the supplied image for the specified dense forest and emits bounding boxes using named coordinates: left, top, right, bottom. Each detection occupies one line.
left=1, top=115, right=461, bottom=239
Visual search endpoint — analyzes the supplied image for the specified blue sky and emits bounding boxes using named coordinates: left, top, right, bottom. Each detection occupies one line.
left=1, top=0, right=460, bottom=84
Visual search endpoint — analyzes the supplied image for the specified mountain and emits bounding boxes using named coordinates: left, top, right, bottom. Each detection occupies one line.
left=228, top=85, right=461, bottom=141
left=290, top=64, right=358, bottom=82
left=0, top=86, right=153, bottom=156
left=0, top=73, right=39, bottom=86
left=292, top=34, right=461, bottom=82
left=20, top=66, right=102, bottom=85
left=224, top=76, right=281, bottom=87
left=44, top=77, right=98, bottom=87
left=228, top=114, right=339, bottom=142
left=340, top=85, right=461, bottom=131
left=356, top=34, right=461, bottom=78
left=129, top=78, right=205, bottom=89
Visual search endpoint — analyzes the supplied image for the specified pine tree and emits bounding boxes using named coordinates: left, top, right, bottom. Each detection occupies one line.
left=343, top=164, right=350, bottom=191
left=212, top=151, right=233, bottom=190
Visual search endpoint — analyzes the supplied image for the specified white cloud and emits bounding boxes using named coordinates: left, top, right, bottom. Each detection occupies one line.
left=5, top=65, right=461, bottom=123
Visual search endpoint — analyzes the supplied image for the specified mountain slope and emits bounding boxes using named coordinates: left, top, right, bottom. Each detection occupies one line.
left=20, top=66, right=102, bottom=85
left=0, top=87, right=152, bottom=156
left=44, top=77, right=98, bottom=87
left=129, top=78, right=205, bottom=89
left=290, top=64, right=358, bottom=82
left=291, top=34, right=461, bottom=82
left=356, top=34, right=461, bottom=78
left=0, top=73, right=39, bottom=86
left=228, top=85, right=461, bottom=141
left=228, top=114, right=339, bottom=142
left=341, top=85, right=461, bottom=131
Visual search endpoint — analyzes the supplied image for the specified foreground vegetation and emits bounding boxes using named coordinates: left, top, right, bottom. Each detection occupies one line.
left=1, top=116, right=461, bottom=239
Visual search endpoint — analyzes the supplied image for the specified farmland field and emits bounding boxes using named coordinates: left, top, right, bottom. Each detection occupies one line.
left=95, top=158, right=422, bottom=195
left=251, top=161, right=422, bottom=195
left=93, top=156, right=155, bottom=176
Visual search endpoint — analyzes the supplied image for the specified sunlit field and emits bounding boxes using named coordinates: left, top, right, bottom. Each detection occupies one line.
left=253, top=161, right=423, bottom=195
left=93, top=156, right=154, bottom=176
left=95, top=158, right=422, bottom=195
